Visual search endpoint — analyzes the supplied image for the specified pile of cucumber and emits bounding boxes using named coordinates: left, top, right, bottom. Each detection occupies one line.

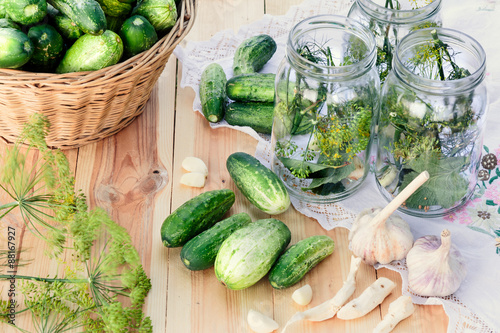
left=0, top=0, right=178, bottom=73
left=160, top=152, right=334, bottom=291
left=199, top=34, right=278, bottom=134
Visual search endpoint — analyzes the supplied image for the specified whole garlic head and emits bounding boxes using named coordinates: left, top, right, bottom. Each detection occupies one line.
left=349, top=207, right=414, bottom=265
left=406, top=229, right=466, bottom=297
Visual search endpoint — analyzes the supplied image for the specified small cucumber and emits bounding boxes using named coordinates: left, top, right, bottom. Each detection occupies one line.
left=226, top=152, right=290, bottom=215
left=199, top=63, right=227, bottom=123
left=27, top=24, right=64, bottom=71
left=56, top=30, right=123, bottom=73
left=48, top=0, right=107, bottom=36
left=0, top=28, right=33, bottom=69
left=180, top=212, right=252, bottom=271
left=47, top=4, right=83, bottom=43
left=160, top=189, right=235, bottom=247
left=119, top=15, right=158, bottom=58
left=269, top=235, right=335, bottom=289
left=215, top=218, right=291, bottom=290
left=225, top=102, right=274, bottom=134
left=226, top=73, right=275, bottom=103
left=5, top=0, right=47, bottom=25
left=132, top=0, right=177, bottom=32
left=233, top=34, right=277, bottom=75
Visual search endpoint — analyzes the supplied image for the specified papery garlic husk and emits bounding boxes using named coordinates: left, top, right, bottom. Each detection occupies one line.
left=349, top=207, right=414, bottom=265
left=406, top=229, right=467, bottom=297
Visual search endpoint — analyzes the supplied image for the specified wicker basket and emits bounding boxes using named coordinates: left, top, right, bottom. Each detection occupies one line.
left=0, top=0, right=196, bottom=149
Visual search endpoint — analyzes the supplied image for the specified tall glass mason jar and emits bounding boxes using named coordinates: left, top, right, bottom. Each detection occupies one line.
left=271, top=15, right=380, bottom=204
left=348, top=0, right=442, bottom=82
left=376, top=28, right=488, bottom=217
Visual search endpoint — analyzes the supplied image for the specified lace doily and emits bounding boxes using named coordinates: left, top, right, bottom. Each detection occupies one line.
left=173, top=0, right=500, bottom=331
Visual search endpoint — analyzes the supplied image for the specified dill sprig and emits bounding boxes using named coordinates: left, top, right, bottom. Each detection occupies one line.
left=0, top=113, right=153, bottom=332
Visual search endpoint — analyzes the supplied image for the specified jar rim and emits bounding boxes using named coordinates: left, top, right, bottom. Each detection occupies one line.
left=355, top=0, right=442, bottom=25
left=286, top=14, right=377, bottom=80
left=393, top=27, right=486, bottom=93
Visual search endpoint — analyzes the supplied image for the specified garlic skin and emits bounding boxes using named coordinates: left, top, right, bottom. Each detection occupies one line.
left=406, top=229, right=467, bottom=297
left=349, top=207, right=414, bottom=265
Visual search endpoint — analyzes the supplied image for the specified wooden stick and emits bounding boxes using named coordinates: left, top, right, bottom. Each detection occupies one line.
left=376, top=171, right=429, bottom=222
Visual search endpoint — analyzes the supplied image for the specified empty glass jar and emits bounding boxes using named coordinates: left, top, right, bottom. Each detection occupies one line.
left=376, top=28, right=488, bottom=217
left=348, top=0, right=442, bottom=82
left=271, top=15, right=380, bottom=203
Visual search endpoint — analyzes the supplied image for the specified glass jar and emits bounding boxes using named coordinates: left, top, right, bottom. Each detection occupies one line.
left=348, top=0, right=442, bottom=82
left=271, top=15, right=380, bottom=204
left=376, top=28, right=488, bottom=217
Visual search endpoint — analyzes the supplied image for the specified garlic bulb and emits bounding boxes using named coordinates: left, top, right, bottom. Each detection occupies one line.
left=349, top=171, right=429, bottom=265
left=406, top=229, right=467, bottom=297
left=349, top=207, right=414, bottom=265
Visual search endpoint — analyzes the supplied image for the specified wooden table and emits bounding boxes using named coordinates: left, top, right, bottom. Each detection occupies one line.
left=0, top=0, right=450, bottom=332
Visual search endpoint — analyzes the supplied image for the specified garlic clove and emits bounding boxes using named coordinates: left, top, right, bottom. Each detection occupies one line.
left=406, top=229, right=467, bottom=297
left=181, top=157, right=208, bottom=177
left=179, top=172, right=206, bottom=188
left=247, top=309, right=279, bottom=333
left=349, top=208, right=414, bottom=265
left=373, top=295, right=415, bottom=333
left=291, top=284, right=313, bottom=306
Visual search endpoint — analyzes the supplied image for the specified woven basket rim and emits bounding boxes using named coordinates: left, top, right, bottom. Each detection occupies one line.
left=0, top=0, right=196, bottom=86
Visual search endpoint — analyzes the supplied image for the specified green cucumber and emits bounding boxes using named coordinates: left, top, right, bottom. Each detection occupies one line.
left=269, top=235, right=335, bottom=289
left=48, top=0, right=107, bottom=35
left=180, top=212, right=252, bottom=271
left=0, top=18, right=20, bottom=29
left=233, top=34, right=277, bottom=76
left=226, top=73, right=275, bottom=103
left=161, top=189, right=235, bottom=248
left=56, top=30, right=123, bottom=73
left=105, top=14, right=125, bottom=32
left=215, top=218, right=291, bottom=290
left=27, top=24, right=64, bottom=71
left=0, top=28, right=33, bottom=69
left=119, top=15, right=158, bottom=58
left=5, top=0, right=47, bottom=25
left=226, top=152, right=290, bottom=215
left=225, top=102, right=274, bottom=134
left=199, top=63, right=227, bottom=123
left=47, top=4, right=83, bottom=42
left=133, top=0, right=177, bottom=33
left=97, top=0, right=132, bottom=18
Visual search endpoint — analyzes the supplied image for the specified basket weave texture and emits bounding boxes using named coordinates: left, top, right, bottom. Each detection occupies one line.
left=0, top=0, right=196, bottom=149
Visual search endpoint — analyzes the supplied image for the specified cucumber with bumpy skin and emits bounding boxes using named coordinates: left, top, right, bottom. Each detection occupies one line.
left=56, top=30, right=123, bottom=73
left=0, top=28, right=33, bottom=69
left=225, top=102, right=274, bottom=134
left=27, top=24, right=64, bottom=71
left=226, top=73, right=275, bottom=103
left=199, top=63, right=227, bottom=123
left=226, top=152, right=290, bottom=215
left=233, top=34, right=277, bottom=75
left=269, top=235, right=335, bottom=289
left=133, top=0, right=177, bottom=33
left=215, top=218, right=291, bottom=290
left=160, top=189, right=235, bottom=248
left=5, top=0, right=47, bottom=25
left=48, top=0, right=107, bottom=35
left=119, top=15, right=158, bottom=58
left=180, top=212, right=252, bottom=271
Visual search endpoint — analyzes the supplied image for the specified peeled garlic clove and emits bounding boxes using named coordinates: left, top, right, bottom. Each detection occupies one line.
left=182, top=157, right=208, bottom=177
left=349, top=208, right=413, bottom=265
left=247, top=309, right=279, bottom=333
left=292, top=284, right=313, bottom=306
left=347, top=156, right=365, bottom=181
left=373, top=295, right=414, bottom=333
left=180, top=172, right=206, bottom=188
left=406, top=229, right=467, bottom=297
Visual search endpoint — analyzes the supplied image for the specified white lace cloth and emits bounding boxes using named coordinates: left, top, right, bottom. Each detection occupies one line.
left=173, top=0, right=500, bottom=331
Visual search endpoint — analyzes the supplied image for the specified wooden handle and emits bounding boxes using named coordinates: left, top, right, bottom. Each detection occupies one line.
left=376, top=171, right=430, bottom=222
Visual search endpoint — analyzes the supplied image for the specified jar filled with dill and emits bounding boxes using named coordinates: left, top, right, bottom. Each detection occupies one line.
left=271, top=15, right=380, bottom=203
left=348, top=0, right=442, bottom=82
left=376, top=28, right=488, bottom=217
